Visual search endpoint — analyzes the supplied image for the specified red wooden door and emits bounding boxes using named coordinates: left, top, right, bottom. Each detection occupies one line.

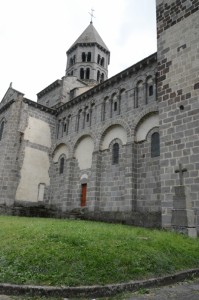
left=81, top=184, right=87, bottom=207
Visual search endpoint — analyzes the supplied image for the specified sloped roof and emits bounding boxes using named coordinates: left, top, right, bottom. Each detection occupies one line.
left=67, top=22, right=109, bottom=53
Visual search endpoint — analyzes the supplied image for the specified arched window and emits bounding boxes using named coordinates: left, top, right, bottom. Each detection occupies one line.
left=80, top=68, right=84, bottom=79
left=82, top=52, right=86, bottom=62
left=149, top=85, right=153, bottom=96
left=70, top=58, right=73, bottom=66
left=86, top=68, right=90, bottom=79
left=97, top=70, right=100, bottom=82
left=59, top=157, right=65, bottom=174
left=151, top=132, right=160, bottom=157
left=86, top=113, right=89, bottom=122
left=100, top=73, right=104, bottom=83
left=87, top=52, right=91, bottom=62
left=73, top=55, right=76, bottom=63
left=63, top=121, right=67, bottom=133
left=0, top=121, right=4, bottom=141
left=101, top=57, right=104, bottom=67
left=112, top=143, right=119, bottom=164
left=66, top=115, right=71, bottom=135
left=114, top=102, right=117, bottom=111
left=97, top=54, right=100, bottom=64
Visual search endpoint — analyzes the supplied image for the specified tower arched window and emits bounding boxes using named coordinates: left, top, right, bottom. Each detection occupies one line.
left=97, top=70, right=100, bottom=82
left=0, top=121, right=4, bottom=141
left=149, top=85, right=153, bottom=96
left=73, top=55, right=76, bottom=63
left=59, top=157, right=65, bottom=174
left=86, top=68, right=90, bottom=79
left=97, top=54, right=100, bottom=64
left=87, top=52, right=91, bottom=62
left=112, top=143, right=119, bottom=165
left=100, top=73, right=104, bottom=83
left=101, top=57, right=104, bottom=67
left=151, top=132, right=160, bottom=157
left=70, top=58, right=73, bottom=66
left=114, top=102, right=117, bottom=111
left=80, top=68, right=84, bottom=79
left=82, top=52, right=86, bottom=62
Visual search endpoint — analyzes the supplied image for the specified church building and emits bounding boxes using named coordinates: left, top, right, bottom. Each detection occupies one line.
left=0, top=0, right=199, bottom=236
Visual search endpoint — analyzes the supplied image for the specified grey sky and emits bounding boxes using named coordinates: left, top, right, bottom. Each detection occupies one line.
left=0, top=0, right=157, bottom=101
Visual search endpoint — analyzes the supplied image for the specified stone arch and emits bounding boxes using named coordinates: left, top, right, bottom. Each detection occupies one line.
left=134, top=110, right=159, bottom=143
left=73, top=131, right=96, bottom=153
left=146, top=126, right=160, bottom=141
left=100, top=124, right=128, bottom=151
left=145, top=70, right=156, bottom=79
left=74, top=134, right=94, bottom=170
left=99, top=119, right=131, bottom=149
left=133, top=75, right=146, bottom=88
left=52, top=143, right=70, bottom=163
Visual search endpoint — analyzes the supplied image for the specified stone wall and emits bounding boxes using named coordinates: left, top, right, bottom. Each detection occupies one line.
left=136, top=129, right=161, bottom=213
left=15, top=100, right=56, bottom=203
left=156, top=0, right=199, bottom=232
left=48, top=55, right=160, bottom=223
left=0, top=97, right=23, bottom=206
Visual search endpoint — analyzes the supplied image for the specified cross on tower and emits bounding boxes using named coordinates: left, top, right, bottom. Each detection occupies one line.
left=175, top=163, right=187, bottom=186
left=89, top=9, right=95, bottom=23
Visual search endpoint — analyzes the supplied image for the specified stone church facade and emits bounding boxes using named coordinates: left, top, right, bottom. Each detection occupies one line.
left=0, top=0, right=199, bottom=236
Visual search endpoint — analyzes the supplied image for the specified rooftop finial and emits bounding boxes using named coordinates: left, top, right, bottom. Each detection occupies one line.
left=89, top=8, right=95, bottom=24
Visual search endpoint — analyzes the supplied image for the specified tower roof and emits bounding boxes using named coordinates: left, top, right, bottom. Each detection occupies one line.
left=67, top=22, right=110, bottom=54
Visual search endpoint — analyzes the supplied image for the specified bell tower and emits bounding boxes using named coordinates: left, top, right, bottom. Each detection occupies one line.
left=66, top=22, right=110, bottom=84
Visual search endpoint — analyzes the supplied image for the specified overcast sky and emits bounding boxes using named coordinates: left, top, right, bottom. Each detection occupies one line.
left=0, top=0, right=157, bottom=101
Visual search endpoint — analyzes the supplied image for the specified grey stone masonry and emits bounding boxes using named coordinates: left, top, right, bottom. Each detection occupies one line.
left=156, top=0, right=199, bottom=233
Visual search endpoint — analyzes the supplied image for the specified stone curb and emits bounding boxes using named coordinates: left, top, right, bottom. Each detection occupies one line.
left=0, top=269, right=199, bottom=298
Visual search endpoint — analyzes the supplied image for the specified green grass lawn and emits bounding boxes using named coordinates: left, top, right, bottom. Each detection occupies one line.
left=0, top=216, right=199, bottom=287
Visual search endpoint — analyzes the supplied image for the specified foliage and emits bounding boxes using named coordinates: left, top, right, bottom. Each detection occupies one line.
left=0, top=216, right=199, bottom=287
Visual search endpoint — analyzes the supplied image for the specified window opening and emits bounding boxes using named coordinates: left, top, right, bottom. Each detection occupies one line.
left=97, top=70, right=100, bottom=82
left=151, top=132, right=160, bottom=157
left=87, top=52, right=91, bottom=62
left=86, top=68, right=90, bottom=79
left=63, top=122, right=67, bottom=132
left=0, top=121, right=4, bottom=141
left=112, top=143, right=119, bottom=164
left=97, top=54, right=100, bottom=64
left=100, top=73, right=104, bottom=83
left=149, top=85, right=153, bottom=96
left=114, top=102, right=117, bottom=111
left=82, top=52, right=86, bottom=62
left=59, top=157, right=65, bottom=174
left=80, top=68, right=84, bottom=79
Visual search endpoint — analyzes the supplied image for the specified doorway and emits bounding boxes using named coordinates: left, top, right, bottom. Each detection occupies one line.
left=81, top=184, right=87, bottom=207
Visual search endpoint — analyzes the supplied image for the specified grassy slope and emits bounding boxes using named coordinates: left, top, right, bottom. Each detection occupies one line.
left=0, top=216, right=199, bottom=286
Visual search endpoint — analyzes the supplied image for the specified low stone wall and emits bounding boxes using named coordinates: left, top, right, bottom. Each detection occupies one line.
left=0, top=203, right=161, bottom=229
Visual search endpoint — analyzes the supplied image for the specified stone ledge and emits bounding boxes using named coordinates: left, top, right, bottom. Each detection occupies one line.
left=0, top=269, right=199, bottom=298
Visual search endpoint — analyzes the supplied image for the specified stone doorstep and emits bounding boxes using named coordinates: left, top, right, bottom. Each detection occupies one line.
left=0, top=269, right=199, bottom=299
